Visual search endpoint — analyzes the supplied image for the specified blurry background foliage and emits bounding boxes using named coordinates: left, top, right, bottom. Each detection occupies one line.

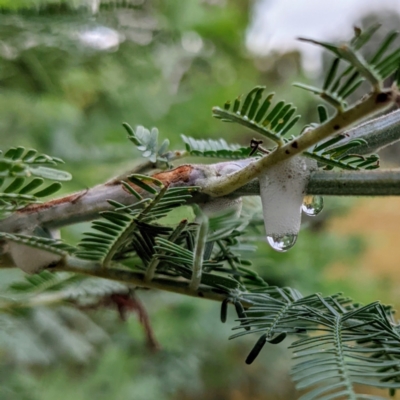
left=0, top=0, right=400, bottom=399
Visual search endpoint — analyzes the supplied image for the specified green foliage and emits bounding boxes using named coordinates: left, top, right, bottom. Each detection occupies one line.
left=299, top=104, right=380, bottom=170
left=0, top=269, right=128, bottom=367
left=124, top=124, right=172, bottom=166
left=296, top=25, right=400, bottom=110
left=214, top=24, right=400, bottom=172
left=77, top=175, right=197, bottom=266
left=181, top=134, right=252, bottom=159
left=0, top=147, right=70, bottom=178
left=2, top=10, right=400, bottom=400
left=307, top=138, right=380, bottom=170
left=0, top=146, right=71, bottom=217
left=213, top=86, right=301, bottom=144
left=233, top=288, right=400, bottom=399
left=213, top=84, right=381, bottom=170
left=9, top=270, right=128, bottom=299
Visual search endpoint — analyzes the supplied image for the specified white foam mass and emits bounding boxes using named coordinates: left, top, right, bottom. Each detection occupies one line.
left=8, top=228, right=62, bottom=274
left=199, top=197, right=242, bottom=218
left=9, top=241, right=62, bottom=274
left=259, top=156, right=316, bottom=239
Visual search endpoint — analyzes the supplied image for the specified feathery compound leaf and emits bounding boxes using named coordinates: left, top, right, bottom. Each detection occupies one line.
left=77, top=211, right=136, bottom=263
left=153, top=237, right=239, bottom=290
left=10, top=270, right=128, bottom=301
left=0, top=147, right=70, bottom=217
left=290, top=301, right=400, bottom=400
left=293, top=83, right=346, bottom=109
left=298, top=35, right=380, bottom=87
left=76, top=178, right=196, bottom=264
left=213, top=86, right=301, bottom=144
left=296, top=25, right=400, bottom=112
left=306, top=137, right=380, bottom=171
left=0, top=147, right=70, bottom=179
left=123, top=123, right=172, bottom=165
left=9, top=271, right=79, bottom=293
left=370, top=30, right=400, bottom=80
left=181, top=135, right=251, bottom=159
left=61, top=277, right=129, bottom=300
left=231, top=285, right=400, bottom=398
left=230, top=287, right=308, bottom=342
left=0, top=179, right=64, bottom=217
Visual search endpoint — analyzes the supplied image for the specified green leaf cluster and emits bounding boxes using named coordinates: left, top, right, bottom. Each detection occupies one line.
left=76, top=175, right=197, bottom=265
left=213, top=86, right=300, bottom=145
left=181, top=134, right=251, bottom=159
left=124, top=124, right=172, bottom=166
left=296, top=24, right=400, bottom=109
left=232, top=288, right=400, bottom=399
left=2, top=19, right=400, bottom=400
left=0, top=146, right=71, bottom=217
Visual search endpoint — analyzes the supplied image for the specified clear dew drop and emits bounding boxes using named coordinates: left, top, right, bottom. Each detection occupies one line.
left=266, top=234, right=298, bottom=252
left=302, top=195, right=324, bottom=216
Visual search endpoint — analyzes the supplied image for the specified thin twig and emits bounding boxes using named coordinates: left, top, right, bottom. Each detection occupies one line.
left=58, top=256, right=236, bottom=304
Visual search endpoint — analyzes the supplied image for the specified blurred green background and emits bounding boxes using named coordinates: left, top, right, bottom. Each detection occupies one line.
left=1, top=1, right=400, bottom=399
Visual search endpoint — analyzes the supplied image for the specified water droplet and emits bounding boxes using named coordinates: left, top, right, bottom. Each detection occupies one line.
left=266, top=234, right=297, bottom=252
left=302, top=195, right=324, bottom=216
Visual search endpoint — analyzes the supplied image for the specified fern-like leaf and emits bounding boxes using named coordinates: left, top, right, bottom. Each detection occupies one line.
left=153, top=237, right=239, bottom=290
left=123, top=123, right=172, bottom=165
left=181, top=135, right=251, bottom=159
left=296, top=25, right=400, bottom=112
left=0, top=146, right=70, bottom=179
left=0, top=147, right=71, bottom=217
left=234, top=287, right=400, bottom=399
left=9, top=270, right=129, bottom=303
left=290, top=301, right=400, bottom=400
left=76, top=175, right=197, bottom=265
left=212, top=86, right=301, bottom=144
left=306, top=138, right=380, bottom=170
left=230, top=287, right=308, bottom=341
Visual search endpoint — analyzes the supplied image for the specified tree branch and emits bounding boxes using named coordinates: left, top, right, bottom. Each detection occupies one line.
left=321, top=107, right=400, bottom=156
left=202, top=87, right=399, bottom=197
left=306, top=169, right=400, bottom=195
left=233, top=169, right=400, bottom=197
left=1, top=162, right=400, bottom=234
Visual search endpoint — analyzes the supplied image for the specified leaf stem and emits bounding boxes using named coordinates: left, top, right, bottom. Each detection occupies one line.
left=189, top=213, right=209, bottom=291
left=212, top=108, right=285, bottom=146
